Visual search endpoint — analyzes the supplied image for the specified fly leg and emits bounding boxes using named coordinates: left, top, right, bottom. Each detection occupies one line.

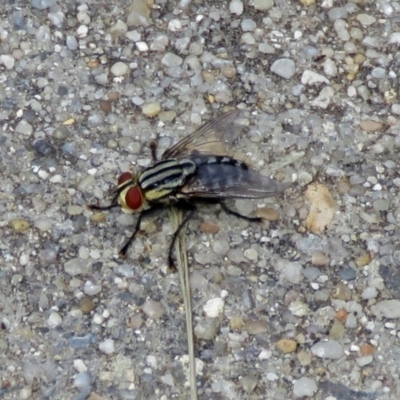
left=149, top=140, right=158, bottom=162
left=220, top=202, right=262, bottom=222
left=119, top=205, right=164, bottom=257
left=88, top=191, right=120, bottom=211
left=168, top=202, right=196, bottom=271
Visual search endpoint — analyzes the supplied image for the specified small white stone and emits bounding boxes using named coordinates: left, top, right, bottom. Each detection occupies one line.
left=301, top=70, right=330, bottom=85
left=92, top=313, right=104, bottom=324
left=310, top=86, right=335, bottom=109
left=73, top=359, right=88, bottom=372
left=293, top=377, right=318, bottom=397
left=0, top=54, right=15, bottom=69
left=136, top=41, right=149, bottom=51
left=348, top=86, right=357, bottom=97
left=111, top=61, right=130, bottom=76
left=230, top=0, right=243, bottom=15
left=76, top=25, right=88, bottom=38
left=48, top=312, right=62, bottom=328
left=99, top=338, right=115, bottom=354
left=168, top=19, right=182, bottom=31
left=203, top=297, right=224, bottom=318
left=244, top=248, right=258, bottom=261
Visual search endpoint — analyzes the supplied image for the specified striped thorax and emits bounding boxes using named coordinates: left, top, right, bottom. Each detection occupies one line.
left=117, top=158, right=197, bottom=212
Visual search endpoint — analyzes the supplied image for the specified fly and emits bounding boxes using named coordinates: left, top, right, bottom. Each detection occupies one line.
left=88, top=109, right=289, bottom=269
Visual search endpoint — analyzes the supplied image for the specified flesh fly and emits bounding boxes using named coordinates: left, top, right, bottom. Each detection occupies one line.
left=88, top=109, right=288, bottom=269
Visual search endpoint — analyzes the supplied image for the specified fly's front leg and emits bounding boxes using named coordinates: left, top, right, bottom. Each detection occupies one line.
left=220, top=202, right=262, bottom=222
left=168, top=202, right=197, bottom=271
left=119, top=205, right=164, bottom=257
left=149, top=140, right=158, bottom=162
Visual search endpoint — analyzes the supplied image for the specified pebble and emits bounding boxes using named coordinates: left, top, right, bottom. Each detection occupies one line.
left=48, top=312, right=62, bottom=328
left=311, top=251, right=330, bottom=266
left=15, top=120, right=33, bottom=136
left=310, top=86, right=335, bottom=108
left=370, top=300, right=400, bottom=319
left=270, top=58, right=296, bottom=79
left=64, top=258, right=89, bottom=276
left=356, top=355, right=373, bottom=367
left=301, top=70, right=329, bottom=85
left=73, top=359, right=88, bottom=373
left=142, top=300, right=166, bottom=320
left=357, top=14, right=376, bottom=26
left=161, top=52, right=183, bottom=67
left=297, top=351, right=312, bottom=366
left=31, top=0, right=57, bottom=9
left=241, top=19, right=256, bottom=32
left=142, top=102, right=161, bottom=117
left=69, top=334, right=96, bottom=349
left=83, top=281, right=102, bottom=296
left=239, top=374, right=259, bottom=394
left=203, top=298, right=224, bottom=318
left=9, top=219, right=30, bottom=232
left=338, top=267, right=356, bottom=281
left=256, top=207, right=279, bottom=221
left=194, top=319, right=219, bottom=340
left=127, top=0, right=151, bottom=27
left=33, top=139, right=56, bottom=157
left=0, top=54, right=15, bottom=70
left=20, top=386, right=32, bottom=399
left=254, top=0, right=274, bottom=10
left=200, top=221, right=220, bottom=234
left=111, top=62, right=129, bottom=77
left=211, top=239, right=230, bottom=255
left=244, top=248, right=258, bottom=262
left=79, top=297, right=96, bottom=314
left=244, top=320, right=268, bottom=335
left=99, top=339, right=115, bottom=354
left=276, top=338, right=297, bottom=353
left=361, top=286, right=378, bottom=300
left=311, top=340, right=344, bottom=359
left=293, top=377, right=318, bottom=398
left=230, top=0, right=244, bottom=15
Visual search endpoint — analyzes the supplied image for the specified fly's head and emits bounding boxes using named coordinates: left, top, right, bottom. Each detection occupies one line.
left=117, top=172, right=145, bottom=213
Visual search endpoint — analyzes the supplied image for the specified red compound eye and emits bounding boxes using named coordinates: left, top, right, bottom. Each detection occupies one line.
left=118, top=172, right=133, bottom=186
left=125, top=186, right=143, bottom=210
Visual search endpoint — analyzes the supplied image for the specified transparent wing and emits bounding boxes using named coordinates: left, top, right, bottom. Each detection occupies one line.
left=162, top=109, right=244, bottom=159
left=179, top=162, right=289, bottom=199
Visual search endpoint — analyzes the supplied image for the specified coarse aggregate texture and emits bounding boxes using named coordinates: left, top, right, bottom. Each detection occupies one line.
left=1, top=0, right=400, bottom=399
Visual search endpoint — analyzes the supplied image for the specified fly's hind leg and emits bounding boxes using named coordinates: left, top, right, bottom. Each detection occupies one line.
left=168, top=202, right=197, bottom=271
left=220, top=202, right=262, bottom=222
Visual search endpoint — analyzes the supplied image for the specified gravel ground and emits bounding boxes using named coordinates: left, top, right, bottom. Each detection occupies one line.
left=1, top=0, right=400, bottom=399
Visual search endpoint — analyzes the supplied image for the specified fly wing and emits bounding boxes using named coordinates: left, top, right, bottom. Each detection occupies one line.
left=162, top=109, right=244, bottom=159
left=179, top=162, right=289, bottom=199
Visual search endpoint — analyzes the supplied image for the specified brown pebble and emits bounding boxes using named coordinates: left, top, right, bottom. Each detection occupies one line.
left=201, top=70, right=215, bottom=83
left=360, top=343, right=374, bottom=356
left=333, top=283, right=352, bottom=300
left=200, top=221, right=220, bottom=234
left=335, top=308, right=348, bottom=322
left=127, top=314, right=143, bottom=330
left=9, top=219, right=30, bottom=233
left=355, top=253, right=371, bottom=267
left=90, top=212, right=107, bottom=223
left=221, top=65, right=236, bottom=78
left=88, top=392, right=106, bottom=400
left=87, top=59, right=100, bottom=68
left=244, top=320, right=268, bottom=335
left=311, top=251, right=330, bottom=266
left=107, top=91, right=120, bottom=101
left=80, top=297, right=96, bottom=314
left=256, top=207, right=280, bottom=221
left=230, top=316, right=244, bottom=330
left=360, top=120, right=382, bottom=132
left=276, top=338, right=297, bottom=353
left=100, top=100, right=112, bottom=113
